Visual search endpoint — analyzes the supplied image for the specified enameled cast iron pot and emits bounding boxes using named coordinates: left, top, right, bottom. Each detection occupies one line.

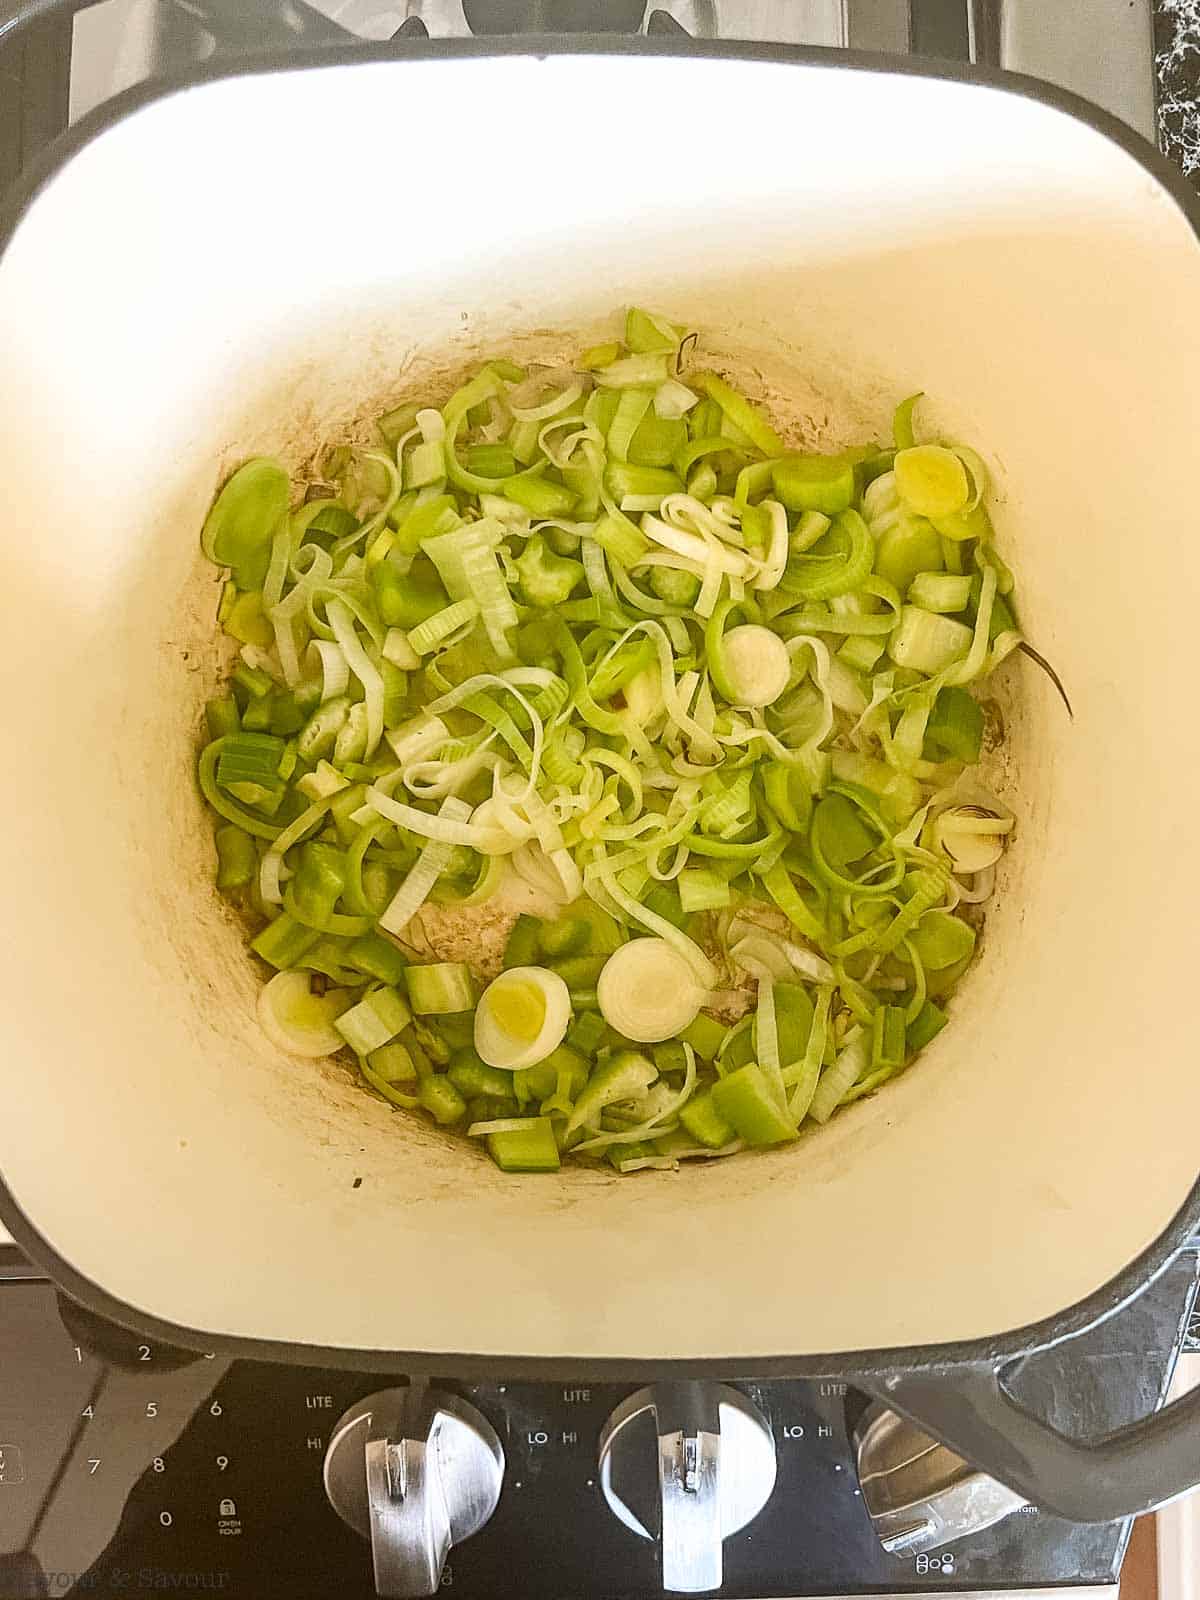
left=2, top=0, right=1200, bottom=1525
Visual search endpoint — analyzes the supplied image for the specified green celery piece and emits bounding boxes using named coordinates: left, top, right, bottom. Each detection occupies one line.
left=592, top=513, right=650, bottom=567
left=642, top=882, right=686, bottom=931
left=839, top=635, right=886, bottom=675
left=369, top=558, right=451, bottom=629
left=291, top=843, right=347, bottom=928
left=335, top=986, right=412, bottom=1056
left=306, top=502, right=359, bottom=541
left=513, top=1058, right=558, bottom=1102
left=467, top=443, right=517, bottom=480
left=502, top=476, right=577, bottom=518
left=604, top=463, right=683, bottom=502
left=964, top=572, right=1019, bottom=641
left=561, top=900, right=623, bottom=956
left=269, top=692, right=306, bottom=738
left=762, top=765, right=813, bottom=834
left=712, top=1064, right=796, bottom=1146
left=539, top=917, right=591, bottom=960
left=201, top=458, right=289, bottom=591
left=367, top=1040, right=419, bottom=1083
left=608, top=1140, right=655, bottom=1170
left=240, top=695, right=274, bottom=733
left=625, top=307, right=680, bottom=353
left=925, top=685, right=984, bottom=763
left=503, top=915, right=543, bottom=969
left=679, top=1090, right=737, bottom=1150
left=515, top=534, right=585, bottom=608
left=206, top=697, right=241, bottom=740
left=580, top=340, right=622, bottom=370
left=214, top=826, right=256, bottom=891
left=547, top=955, right=608, bottom=990
left=873, top=516, right=943, bottom=594
left=251, top=913, right=321, bottom=970
left=872, top=1005, right=908, bottom=1069
left=377, top=400, right=420, bottom=449
left=468, top=1094, right=522, bottom=1123
left=695, top=372, right=784, bottom=457
left=391, top=494, right=459, bottom=555
left=628, top=416, right=688, bottom=468
left=405, top=962, right=477, bottom=1015
left=297, top=936, right=361, bottom=985
left=224, top=590, right=275, bottom=648
left=772, top=454, right=856, bottom=516
left=811, top=794, right=876, bottom=868
left=773, top=984, right=815, bottom=1071
left=908, top=572, right=973, bottom=613
left=297, top=697, right=350, bottom=762
left=653, top=1041, right=688, bottom=1077
left=487, top=1118, right=560, bottom=1172
left=888, top=606, right=973, bottom=675
left=567, top=1011, right=608, bottom=1057
left=448, top=1051, right=514, bottom=1101
left=233, top=662, right=274, bottom=700
left=908, top=911, right=976, bottom=970
left=565, top=1051, right=657, bottom=1135
left=926, top=953, right=973, bottom=999
left=429, top=1012, right=476, bottom=1053
left=906, top=1000, right=949, bottom=1052
left=680, top=1014, right=727, bottom=1061
left=649, top=566, right=701, bottom=607
left=347, top=932, right=408, bottom=986
left=723, top=1024, right=757, bottom=1072
left=589, top=640, right=657, bottom=701
left=417, top=1076, right=467, bottom=1126
left=678, top=868, right=731, bottom=914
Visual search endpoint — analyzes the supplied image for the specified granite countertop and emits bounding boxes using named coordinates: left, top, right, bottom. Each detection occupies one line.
left=1156, top=0, right=1200, bottom=183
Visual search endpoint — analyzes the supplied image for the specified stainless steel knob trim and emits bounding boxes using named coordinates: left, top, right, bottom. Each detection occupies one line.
left=325, top=1387, right=504, bottom=1599
left=598, top=1382, right=776, bottom=1595
left=852, top=1398, right=1026, bottom=1556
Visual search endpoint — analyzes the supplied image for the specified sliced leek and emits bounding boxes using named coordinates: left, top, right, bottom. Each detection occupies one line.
left=197, top=308, right=1034, bottom=1174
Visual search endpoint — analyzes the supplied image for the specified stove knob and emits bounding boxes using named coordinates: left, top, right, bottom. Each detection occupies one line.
left=324, top=1386, right=504, bottom=1598
left=852, top=1398, right=1027, bottom=1555
left=597, top=1383, right=776, bottom=1594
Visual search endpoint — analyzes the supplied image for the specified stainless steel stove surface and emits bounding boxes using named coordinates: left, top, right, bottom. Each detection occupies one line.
left=0, top=1244, right=1195, bottom=1599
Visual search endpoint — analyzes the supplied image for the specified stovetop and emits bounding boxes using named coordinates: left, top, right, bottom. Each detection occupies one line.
left=0, top=1243, right=1196, bottom=1599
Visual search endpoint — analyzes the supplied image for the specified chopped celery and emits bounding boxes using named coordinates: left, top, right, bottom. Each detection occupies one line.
left=515, top=534, right=584, bottom=608
left=487, top=1118, right=560, bottom=1172
left=907, top=999, right=949, bottom=1052
left=925, top=685, right=984, bottom=763
left=772, top=454, right=856, bottom=516
left=679, top=1090, right=737, bottom=1149
left=405, top=963, right=477, bottom=1015
left=712, top=1065, right=795, bottom=1146
left=418, top=1076, right=467, bottom=1126
left=680, top=1014, right=727, bottom=1061
left=334, top=986, right=412, bottom=1055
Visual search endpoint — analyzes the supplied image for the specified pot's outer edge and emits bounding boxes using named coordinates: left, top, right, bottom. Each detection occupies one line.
left=0, top=33, right=1198, bottom=1379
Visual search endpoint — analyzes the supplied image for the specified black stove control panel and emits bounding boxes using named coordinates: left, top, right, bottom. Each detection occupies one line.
left=1, top=1251, right=1196, bottom=1599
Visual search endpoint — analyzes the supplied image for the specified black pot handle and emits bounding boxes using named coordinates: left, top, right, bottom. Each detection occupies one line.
left=864, top=1353, right=1200, bottom=1522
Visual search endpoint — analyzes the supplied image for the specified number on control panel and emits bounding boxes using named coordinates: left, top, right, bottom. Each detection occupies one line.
left=145, top=1402, right=158, bottom=1419
left=210, top=1402, right=223, bottom=1417
left=153, top=1458, right=165, bottom=1474
left=216, top=1456, right=229, bottom=1472
left=138, top=1346, right=151, bottom=1362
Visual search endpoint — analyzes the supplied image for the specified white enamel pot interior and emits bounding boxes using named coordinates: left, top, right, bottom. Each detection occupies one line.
left=0, top=46, right=1198, bottom=1366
